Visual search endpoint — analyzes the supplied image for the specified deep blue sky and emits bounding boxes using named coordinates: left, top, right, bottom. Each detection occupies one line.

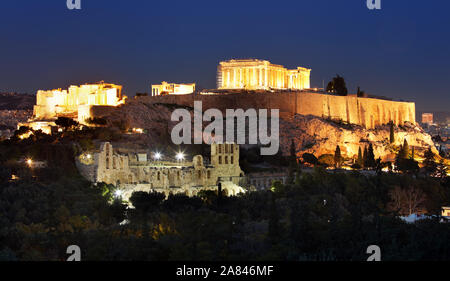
left=0, top=0, right=449, bottom=112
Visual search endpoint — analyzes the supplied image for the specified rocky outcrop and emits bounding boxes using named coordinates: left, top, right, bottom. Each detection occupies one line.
left=279, top=114, right=437, bottom=161
left=98, top=100, right=436, bottom=162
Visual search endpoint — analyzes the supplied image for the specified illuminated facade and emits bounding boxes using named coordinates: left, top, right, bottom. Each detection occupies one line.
left=421, top=113, right=433, bottom=125
left=217, top=59, right=311, bottom=90
left=76, top=142, right=245, bottom=201
left=151, top=81, right=196, bottom=96
left=33, top=82, right=124, bottom=121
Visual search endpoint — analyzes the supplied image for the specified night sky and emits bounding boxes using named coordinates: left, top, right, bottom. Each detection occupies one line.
left=0, top=0, right=449, bottom=112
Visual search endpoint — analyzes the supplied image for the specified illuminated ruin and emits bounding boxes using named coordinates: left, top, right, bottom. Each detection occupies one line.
left=151, top=81, right=196, bottom=96
left=217, top=59, right=311, bottom=90
left=76, top=142, right=246, bottom=200
left=32, top=81, right=124, bottom=122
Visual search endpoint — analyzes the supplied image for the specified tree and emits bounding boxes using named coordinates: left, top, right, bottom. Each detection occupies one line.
left=364, top=144, right=376, bottom=169
left=302, top=153, right=318, bottom=166
left=294, top=164, right=302, bottom=185
left=389, top=122, right=395, bottom=144
left=55, top=117, right=79, bottom=130
left=423, top=147, right=437, bottom=176
left=388, top=186, right=426, bottom=216
left=395, top=157, right=419, bottom=175
left=289, top=139, right=296, bottom=164
left=129, top=191, right=165, bottom=213
left=287, top=140, right=297, bottom=184
left=357, top=147, right=364, bottom=167
left=318, top=154, right=335, bottom=167
left=326, top=75, right=348, bottom=96
left=363, top=146, right=368, bottom=168
left=375, top=158, right=383, bottom=175
left=334, top=145, right=342, bottom=168
left=399, top=139, right=409, bottom=159
left=86, top=117, right=107, bottom=126
left=268, top=194, right=280, bottom=243
left=395, top=142, right=418, bottom=174
left=356, top=86, right=365, bottom=97
left=435, top=160, right=448, bottom=180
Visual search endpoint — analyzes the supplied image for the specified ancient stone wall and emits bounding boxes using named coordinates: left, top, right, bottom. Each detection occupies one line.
left=133, top=91, right=415, bottom=129
left=76, top=142, right=246, bottom=201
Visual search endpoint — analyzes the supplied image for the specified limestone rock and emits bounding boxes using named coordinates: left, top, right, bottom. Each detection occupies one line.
left=279, top=114, right=437, bottom=161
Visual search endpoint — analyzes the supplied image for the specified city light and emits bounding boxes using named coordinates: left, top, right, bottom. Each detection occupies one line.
left=176, top=152, right=185, bottom=161
left=26, top=158, right=33, bottom=166
left=86, top=154, right=92, bottom=159
left=154, top=152, right=162, bottom=160
left=114, top=189, right=123, bottom=198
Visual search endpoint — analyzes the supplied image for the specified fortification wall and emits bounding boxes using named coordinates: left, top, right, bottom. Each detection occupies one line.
left=126, top=92, right=416, bottom=129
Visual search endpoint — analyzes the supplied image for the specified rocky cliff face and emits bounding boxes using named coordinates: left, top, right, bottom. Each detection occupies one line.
left=99, top=101, right=436, bottom=161
left=279, top=114, right=437, bottom=161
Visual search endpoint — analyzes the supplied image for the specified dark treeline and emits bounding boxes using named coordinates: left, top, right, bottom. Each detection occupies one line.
left=1, top=160, right=450, bottom=260
left=1, top=125, right=449, bottom=261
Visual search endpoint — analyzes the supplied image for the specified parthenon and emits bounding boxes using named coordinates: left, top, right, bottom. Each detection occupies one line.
left=217, top=59, right=311, bottom=90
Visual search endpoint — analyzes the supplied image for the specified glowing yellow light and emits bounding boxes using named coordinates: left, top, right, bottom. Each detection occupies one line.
left=26, top=159, right=33, bottom=166
left=18, top=131, right=32, bottom=140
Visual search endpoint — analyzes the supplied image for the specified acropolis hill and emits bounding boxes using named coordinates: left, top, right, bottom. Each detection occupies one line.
left=141, top=59, right=416, bottom=130
left=23, top=59, right=416, bottom=132
left=20, top=58, right=428, bottom=161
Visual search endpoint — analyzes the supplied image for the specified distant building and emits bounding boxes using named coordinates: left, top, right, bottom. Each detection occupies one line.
left=217, top=59, right=311, bottom=90
left=247, top=170, right=289, bottom=190
left=151, top=82, right=195, bottom=96
left=422, top=113, right=434, bottom=125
